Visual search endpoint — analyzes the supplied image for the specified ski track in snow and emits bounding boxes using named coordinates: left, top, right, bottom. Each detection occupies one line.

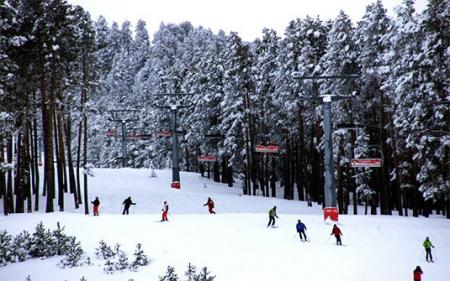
left=1, top=168, right=449, bottom=281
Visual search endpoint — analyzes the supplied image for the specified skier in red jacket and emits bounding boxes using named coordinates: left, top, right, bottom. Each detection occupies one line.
left=330, top=224, right=343, bottom=245
left=203, top=197, right=216, bottom=214
left=413, top=266, right=423, bottom=281
left=91, top=197, right=100, bottom=216
left=161, top=201, right=169, bottom=221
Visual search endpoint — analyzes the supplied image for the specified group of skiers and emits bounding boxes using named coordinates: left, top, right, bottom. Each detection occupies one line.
left=267, top=205, right=436, bottom=281
left=268, top=205, right=343, bottom=245
left=91, top=198, right=436, bottom=280
left=90, top=196, right=216, bottom=219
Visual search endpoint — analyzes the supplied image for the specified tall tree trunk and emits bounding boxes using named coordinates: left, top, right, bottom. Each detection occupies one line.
left=15, top=132, right=24, bottom=213
left=0, top=138, right=7, bottom=215
left=83, top=114, right=89, bottom=215
left=336, top=138, right=344, bottom=214
left=33, top=117, right=40, bottom=212
left=76, top=104, right=83, bottom=204
left=64, top=114, right=79, bottom=209
left=25, top=123, right=32, bottom=213
left=6, top=136, right=14, bottom=213
left=54, top=112, right=64, bottom=211
left=40, top=52, right=55, bottom=213
left=57, top=113, right=68, bottom=193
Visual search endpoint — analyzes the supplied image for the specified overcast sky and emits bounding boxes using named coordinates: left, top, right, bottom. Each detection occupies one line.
left=66, top=0, right=428, bottom=41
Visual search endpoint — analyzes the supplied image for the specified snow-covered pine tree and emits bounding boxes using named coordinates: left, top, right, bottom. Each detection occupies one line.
left=354, top=0, right=392, bottom=215
left=383, top=0, right=422, bottom=217
left=30, top=222, right=55, bottom=258
left=103, top=259, right=115, bottom=274
left=411, top=0, right=450, bottom=216
left=129, top=243, right=149, bottom=271
left=159, top=265, right=179, bottom=281
left=95, top=240, right=115, bottom=260
left=53, top=222, right=70, bottom=255
left=12, top=230, right=31, bottom=262
left=220, top=32, right=254, bottom=194
left=273, top=16, right=330, bottom=201
left=0, top=230, right=13, bottom=266
left=185, top=262, right=197, bottom=281
left=114, top=243, right=129, bottom=271
left=194, top=267, right=216, bottom=281
left=319, top=10, right=358, bottom=215
left=252, top=28, right=280, bottom=197
left=59, top=237, right=84, bottom=268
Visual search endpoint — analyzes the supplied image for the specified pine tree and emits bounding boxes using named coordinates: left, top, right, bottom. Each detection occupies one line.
left=59, top=237, right=84, bottom=268
left=53, top=222, right=69, bottom=255
left=103, top=259, right=115, bottom=274
left=30, top=222, right=55, bottom=258
left=114, top=243, right=128, bottom=271
left=12, top=230, right=31, bottom=262
left=194, top=267, right=216, bottom=281
left=185, top=262, right=197, bottom=281
left=354, top=0, right=392, bottom=215
left=0, top=230, right=13, bottom=266
left=129, top=243, right=149, bottom=271
left=159, top=266, right=179, bottom=281
left=95, top=240, right=115, bottom=259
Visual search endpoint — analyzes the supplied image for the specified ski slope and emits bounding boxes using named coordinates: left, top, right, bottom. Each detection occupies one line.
left=1, top=168, right=449, bottom=281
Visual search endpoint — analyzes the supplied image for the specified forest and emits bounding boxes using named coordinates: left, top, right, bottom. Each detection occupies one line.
left=0, top=0, right=448, bottom=218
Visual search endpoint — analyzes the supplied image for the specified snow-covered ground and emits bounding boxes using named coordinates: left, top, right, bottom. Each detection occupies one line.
left=1, top=168, right=449, bottom=281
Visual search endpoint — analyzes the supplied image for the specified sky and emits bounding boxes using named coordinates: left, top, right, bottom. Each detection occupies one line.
left=67, top=0, right=428, bottom=41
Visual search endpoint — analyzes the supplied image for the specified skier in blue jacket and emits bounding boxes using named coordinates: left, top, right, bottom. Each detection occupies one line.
left=296, top=220, right=308, bottom=241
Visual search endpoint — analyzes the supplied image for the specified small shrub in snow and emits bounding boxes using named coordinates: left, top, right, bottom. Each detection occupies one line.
left=104, top=259, right=115, bottom=274
left=30, top=222, right=55, bottom=258
left=0, top=230, right=13, bottom=266
left=25, top=275, right=31, bottom=281
left=185, top=263, right=196, bottom=281
left=80, top=277, right=87, bottom=281
left=159, top=266, right=179, bottom=281
left=12, top=230, right=32, bottom=262
left=95, top=240, right=115, bottom=260
left=184, top=264, right=215, bottom=281
left=85, top=256, right=93, bottom=266
left=114, top=244, right=129, bottom=271
left=129, top=243, right=149, bottom=271
left=194, top=267, right=216, bottom=281
left=53, top=222, right=70, bottom=256
left=59, top=237, right=84, bottom=268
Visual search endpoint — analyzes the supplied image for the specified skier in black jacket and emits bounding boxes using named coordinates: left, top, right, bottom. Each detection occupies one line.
left=122, top=196, right=136, bottom=215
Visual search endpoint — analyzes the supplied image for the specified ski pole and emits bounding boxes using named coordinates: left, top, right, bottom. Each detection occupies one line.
left=132, top=204, right=136, bottom=214
left=326, top=235, right=332, bottom=245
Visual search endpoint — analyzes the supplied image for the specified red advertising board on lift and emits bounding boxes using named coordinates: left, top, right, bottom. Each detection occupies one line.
left=351, top=158, right=382, bottom=167
left=324, top=207, right=339, bottom=221
left=157, top=131, right=172, bottom=137
left=171, top=181, right=180, bottom=189
left=255, top=145, right=279, bottom=153
left=197, top=155, right=218, bottom=162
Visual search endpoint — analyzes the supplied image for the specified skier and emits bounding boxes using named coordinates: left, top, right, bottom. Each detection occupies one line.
left=91, top=196, right=100, bottom=216
left=423, top=236, right=435, bottom=262
left=296, top=220, right=308, bottom=241
left=122, top=196, right=136, bottom=215
left=330, top=224, right=343, bottom=245
left=413, top=265, right=423, bottom=281
left=267, top=206, right=278, bottom=227
left=161, top=201, right=169, bottom=221
left=203, top=197, right=216, bottom=214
